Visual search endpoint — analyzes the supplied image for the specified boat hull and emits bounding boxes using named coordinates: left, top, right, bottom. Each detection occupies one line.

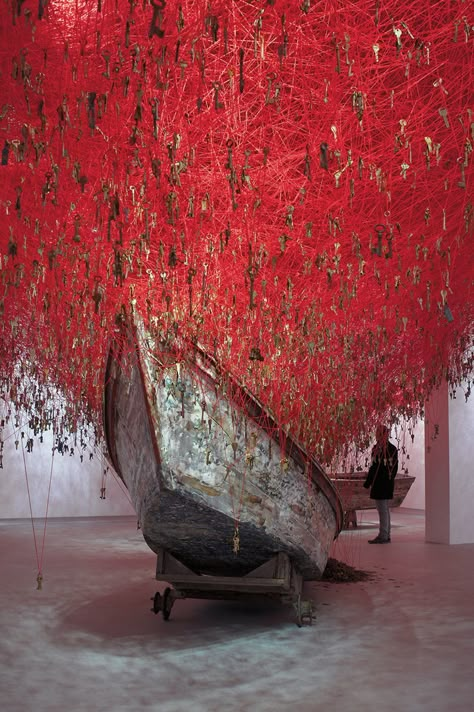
left=104, top=326, right=343, bottom=580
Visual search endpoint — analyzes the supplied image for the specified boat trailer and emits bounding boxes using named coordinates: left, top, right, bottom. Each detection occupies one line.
left=150, top=549, right=315, bottom=627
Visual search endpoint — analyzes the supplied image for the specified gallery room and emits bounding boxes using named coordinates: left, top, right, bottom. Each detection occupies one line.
left=0, top=2, right=473, bottom=711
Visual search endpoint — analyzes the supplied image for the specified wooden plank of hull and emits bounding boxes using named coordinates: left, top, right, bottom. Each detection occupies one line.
left=104, top=324, right=343, bottom=580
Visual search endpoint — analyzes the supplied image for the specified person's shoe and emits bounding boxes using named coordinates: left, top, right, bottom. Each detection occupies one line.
left=368, top=536, right=391, bottom=544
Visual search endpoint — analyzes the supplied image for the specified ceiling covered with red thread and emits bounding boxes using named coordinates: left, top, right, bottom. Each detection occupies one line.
left=0, top=0, right=473, bottom=461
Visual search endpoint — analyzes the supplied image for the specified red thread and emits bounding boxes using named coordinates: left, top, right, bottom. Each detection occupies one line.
left=0, top=1, right=472, bottom=461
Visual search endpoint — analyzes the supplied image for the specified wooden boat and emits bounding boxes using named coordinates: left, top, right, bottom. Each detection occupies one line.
left=103, top=320, right=343, bottom=581
left=330, top=472, right=416, bottom=528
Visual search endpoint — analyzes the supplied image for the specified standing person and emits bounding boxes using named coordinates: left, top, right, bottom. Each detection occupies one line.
left=363, top=425, right=398, bottom=543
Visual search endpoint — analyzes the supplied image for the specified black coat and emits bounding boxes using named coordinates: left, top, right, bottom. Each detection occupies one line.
left=363, top=440, right=398, bottom=500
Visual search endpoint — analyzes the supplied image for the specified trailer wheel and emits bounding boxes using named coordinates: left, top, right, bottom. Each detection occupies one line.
left=151, top=591, right=162, bottom=615
left=162, top=587, right=173, bottom=620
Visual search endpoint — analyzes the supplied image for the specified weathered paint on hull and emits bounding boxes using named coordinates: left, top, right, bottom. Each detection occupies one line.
left=104, top=326, right=343, bottom=580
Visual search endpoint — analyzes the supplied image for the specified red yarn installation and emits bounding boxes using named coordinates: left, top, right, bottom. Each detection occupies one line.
left=0, top=1, right=473, bottom=462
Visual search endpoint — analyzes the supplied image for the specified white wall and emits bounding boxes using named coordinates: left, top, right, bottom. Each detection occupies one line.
left=425, top=379, right=474, bottom=544
left=397, top=419, right=425, bottom=510
left=448, top=382, right=474, bottom=542
left=425, top=380, right=451, bottom=542
left=0, top=424, right=134, bottom=519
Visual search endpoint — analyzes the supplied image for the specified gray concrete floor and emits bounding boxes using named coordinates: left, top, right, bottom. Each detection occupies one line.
left=1, top=509, right=473, bottom=712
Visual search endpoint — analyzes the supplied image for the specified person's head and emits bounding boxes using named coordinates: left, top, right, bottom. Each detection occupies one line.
left=375, top=424, right=390, bottom=444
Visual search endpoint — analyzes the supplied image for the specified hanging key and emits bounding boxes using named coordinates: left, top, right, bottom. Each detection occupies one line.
left=149, top=0, right=165, bottom=39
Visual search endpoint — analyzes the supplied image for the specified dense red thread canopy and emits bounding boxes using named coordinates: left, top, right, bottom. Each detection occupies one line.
left=0, top=0, right=473, bottom=461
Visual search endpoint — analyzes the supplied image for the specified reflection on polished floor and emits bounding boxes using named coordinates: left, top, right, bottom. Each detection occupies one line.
left=1, top=509, right=473, bottom=712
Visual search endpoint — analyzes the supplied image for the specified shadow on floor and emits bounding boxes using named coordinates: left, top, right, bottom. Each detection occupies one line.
left=55, top=581, right=298, bottom=651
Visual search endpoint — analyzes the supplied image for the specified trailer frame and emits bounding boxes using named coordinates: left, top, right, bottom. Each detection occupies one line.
left=150, top=549, right=315, bottom=626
